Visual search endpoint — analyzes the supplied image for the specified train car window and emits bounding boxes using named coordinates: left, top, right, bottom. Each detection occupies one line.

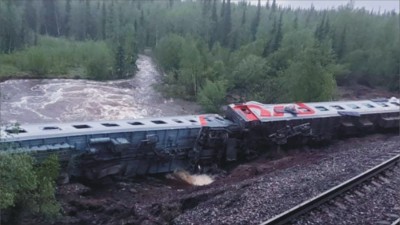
left=173, top=119, right=183, bottom=123
left=347, top=104, right=360, bottom=109
left=5, top=128, right=27, bottom=134
left=152, top=120, right=167, bottom=124
left=73, top=124, right=91, bottom=129
left=375, top=102, right=389, bottom=107
left=331, top=105, right=344, bottom=110
left=363, top=103, right=375, bottom=108
left=189, top=119, right=197, bottom=123
left=315, top=106, right=328, bottom=111
left=101, top=123, right=119, bottom=127
left=128, top=122, right=144, bottom=125
left=391, top=102, right=400, bottom=106
left=42, top=126, right=61, bottom=131
left=215, top=116, right=224, bottom=121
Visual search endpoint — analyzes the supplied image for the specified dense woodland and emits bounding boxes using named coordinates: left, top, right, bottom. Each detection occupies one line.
left=0, top=0, right=399, bottom=111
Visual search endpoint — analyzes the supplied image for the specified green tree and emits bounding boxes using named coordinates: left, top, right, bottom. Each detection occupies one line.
left=230, top=54, right=267, bottom=97
left=198, top=79, right=227, bottom=112
left=209, top=0, right=219, bottom=48
left=155, top=34, right=184, bottom=72
left=250, top=0, right=261, bottom=41
left=64, top=0, right=71, bottom=37
left=179, top=39, right=204, bottom=97
left=282, top=46, right=336, bottom=101
left=85, top=42, right=112, bottom=80
left=221, top=0, right=231, bottom=47
left=114, top=45, right=125, bottom=78
left=0, top=153, right=61, bottom=222
left=41, top=0, right=59, bottom=36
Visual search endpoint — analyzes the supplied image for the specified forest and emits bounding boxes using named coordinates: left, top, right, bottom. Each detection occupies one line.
left=0, top=0, right=399, bottom=112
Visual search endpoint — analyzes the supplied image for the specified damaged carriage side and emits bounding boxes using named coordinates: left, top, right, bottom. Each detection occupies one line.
left=0, top=97, right=399, bottom=180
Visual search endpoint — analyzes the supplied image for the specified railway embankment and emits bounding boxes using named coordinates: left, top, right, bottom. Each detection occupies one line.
left=25, top=133, right=398, bottom=225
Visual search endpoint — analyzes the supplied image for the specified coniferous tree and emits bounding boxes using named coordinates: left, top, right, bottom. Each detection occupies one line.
left=271, top=0, right=277, bottom=12
left=106, top=1, right=115, bottom=39
left=115, top=45, right=125, bottom=78
left=220, top=0, right=225, bottom=17
left=101, top=1, right=106, bottom=39
left=209, top=0, right=218, bottom=48
left=241, top=6, right=246, bottom=26
left=41, top=0, right=59, bottom=36
left=293, top=14, right=298, bottom=29
left=263, top=12, right=283, bottom=57
left=336, top=26, right=347, bottom=60
left=24, top=0, right=37, bottom=31
left=221, top=0, right=231, bottom=47
left=250, top=0, right=261, bottom=41
left=64, top=0, right=71, bottom=37
left=85, top=0, right=96, bottom=39
left=1, top=2, right=19, bottom=53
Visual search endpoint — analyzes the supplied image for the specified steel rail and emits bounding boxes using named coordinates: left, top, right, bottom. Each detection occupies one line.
left=392, top=218, right=400, bottom=225
left=260, top=154, right=400, bottom=225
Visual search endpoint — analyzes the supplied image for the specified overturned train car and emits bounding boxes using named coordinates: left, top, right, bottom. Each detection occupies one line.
left=1, top=97, right=399, bottom=180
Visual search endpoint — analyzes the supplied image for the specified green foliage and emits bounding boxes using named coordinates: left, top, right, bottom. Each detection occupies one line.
left=22, top=47, right=51, bottom=76
left=282, top=45, right=337, bottom=102
left=0, top=153, right=61, bottom=221
left=0, top=153, right=36, bottom=210
left=155, top=34, right=185, bottom=72
left=0, top=36, right=113, bottom=80
left=231, top=54, right=266, bottom=92
left=198, top=79, right=228, bottom=113
left=85, top=43, right=113, bottom=80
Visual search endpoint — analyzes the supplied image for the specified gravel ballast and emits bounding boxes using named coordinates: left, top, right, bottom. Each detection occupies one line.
left=15, top=134, right=400, bottom=225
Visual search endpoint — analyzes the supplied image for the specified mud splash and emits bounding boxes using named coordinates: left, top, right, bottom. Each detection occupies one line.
left=168, top=170, right=214, bottom=186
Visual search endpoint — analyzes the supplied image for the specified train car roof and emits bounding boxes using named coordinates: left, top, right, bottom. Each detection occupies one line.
left=0, top=114, right=231, bottom=142
left=228, top=98, right=400, bottom=123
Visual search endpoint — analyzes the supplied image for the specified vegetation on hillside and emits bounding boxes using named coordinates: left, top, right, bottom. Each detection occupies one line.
left=0, top=0, right=398, bottom=110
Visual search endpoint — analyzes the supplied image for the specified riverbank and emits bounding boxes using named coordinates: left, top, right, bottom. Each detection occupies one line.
left=0, top=55, right=201, bottom=125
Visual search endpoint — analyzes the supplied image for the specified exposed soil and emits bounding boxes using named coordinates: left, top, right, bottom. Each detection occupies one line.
left=337, top=83, right=399, bottom=100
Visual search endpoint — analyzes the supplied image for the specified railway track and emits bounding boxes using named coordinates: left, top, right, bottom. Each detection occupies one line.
left=260, top=152, right=400, bottom=225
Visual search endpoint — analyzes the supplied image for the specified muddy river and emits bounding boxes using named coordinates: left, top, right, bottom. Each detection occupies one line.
left=0, top=55, right=201, bottom=125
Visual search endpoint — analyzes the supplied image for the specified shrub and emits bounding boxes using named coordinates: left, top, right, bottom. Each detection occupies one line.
left=84, top=42, right=113, bottom=80
left=197, top=79, right=227, bottom=113
left=0, top=152, right=61, bottom=222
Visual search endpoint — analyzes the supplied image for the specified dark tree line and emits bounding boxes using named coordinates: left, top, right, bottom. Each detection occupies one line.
left=0, top=0, right=398, bottom=109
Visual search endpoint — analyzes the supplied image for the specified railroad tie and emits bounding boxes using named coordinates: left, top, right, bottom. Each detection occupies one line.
left=371, top=180, right=382, bottom=187
left=333, top=201, right=347, bottom=210
left=354, top=190, right=365, bottom=197
left=344, top=196, right=356, bottom=204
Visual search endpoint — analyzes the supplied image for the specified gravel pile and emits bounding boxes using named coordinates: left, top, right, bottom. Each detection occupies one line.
left=171, top=134, right=400, bottom=225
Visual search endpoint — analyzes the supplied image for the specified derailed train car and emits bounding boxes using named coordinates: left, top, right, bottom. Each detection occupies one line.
left=0, top=97, right=399, bottom=180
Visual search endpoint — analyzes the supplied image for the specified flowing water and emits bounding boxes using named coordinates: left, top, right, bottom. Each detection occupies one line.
left=0, top=55, right=201, bottom=125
